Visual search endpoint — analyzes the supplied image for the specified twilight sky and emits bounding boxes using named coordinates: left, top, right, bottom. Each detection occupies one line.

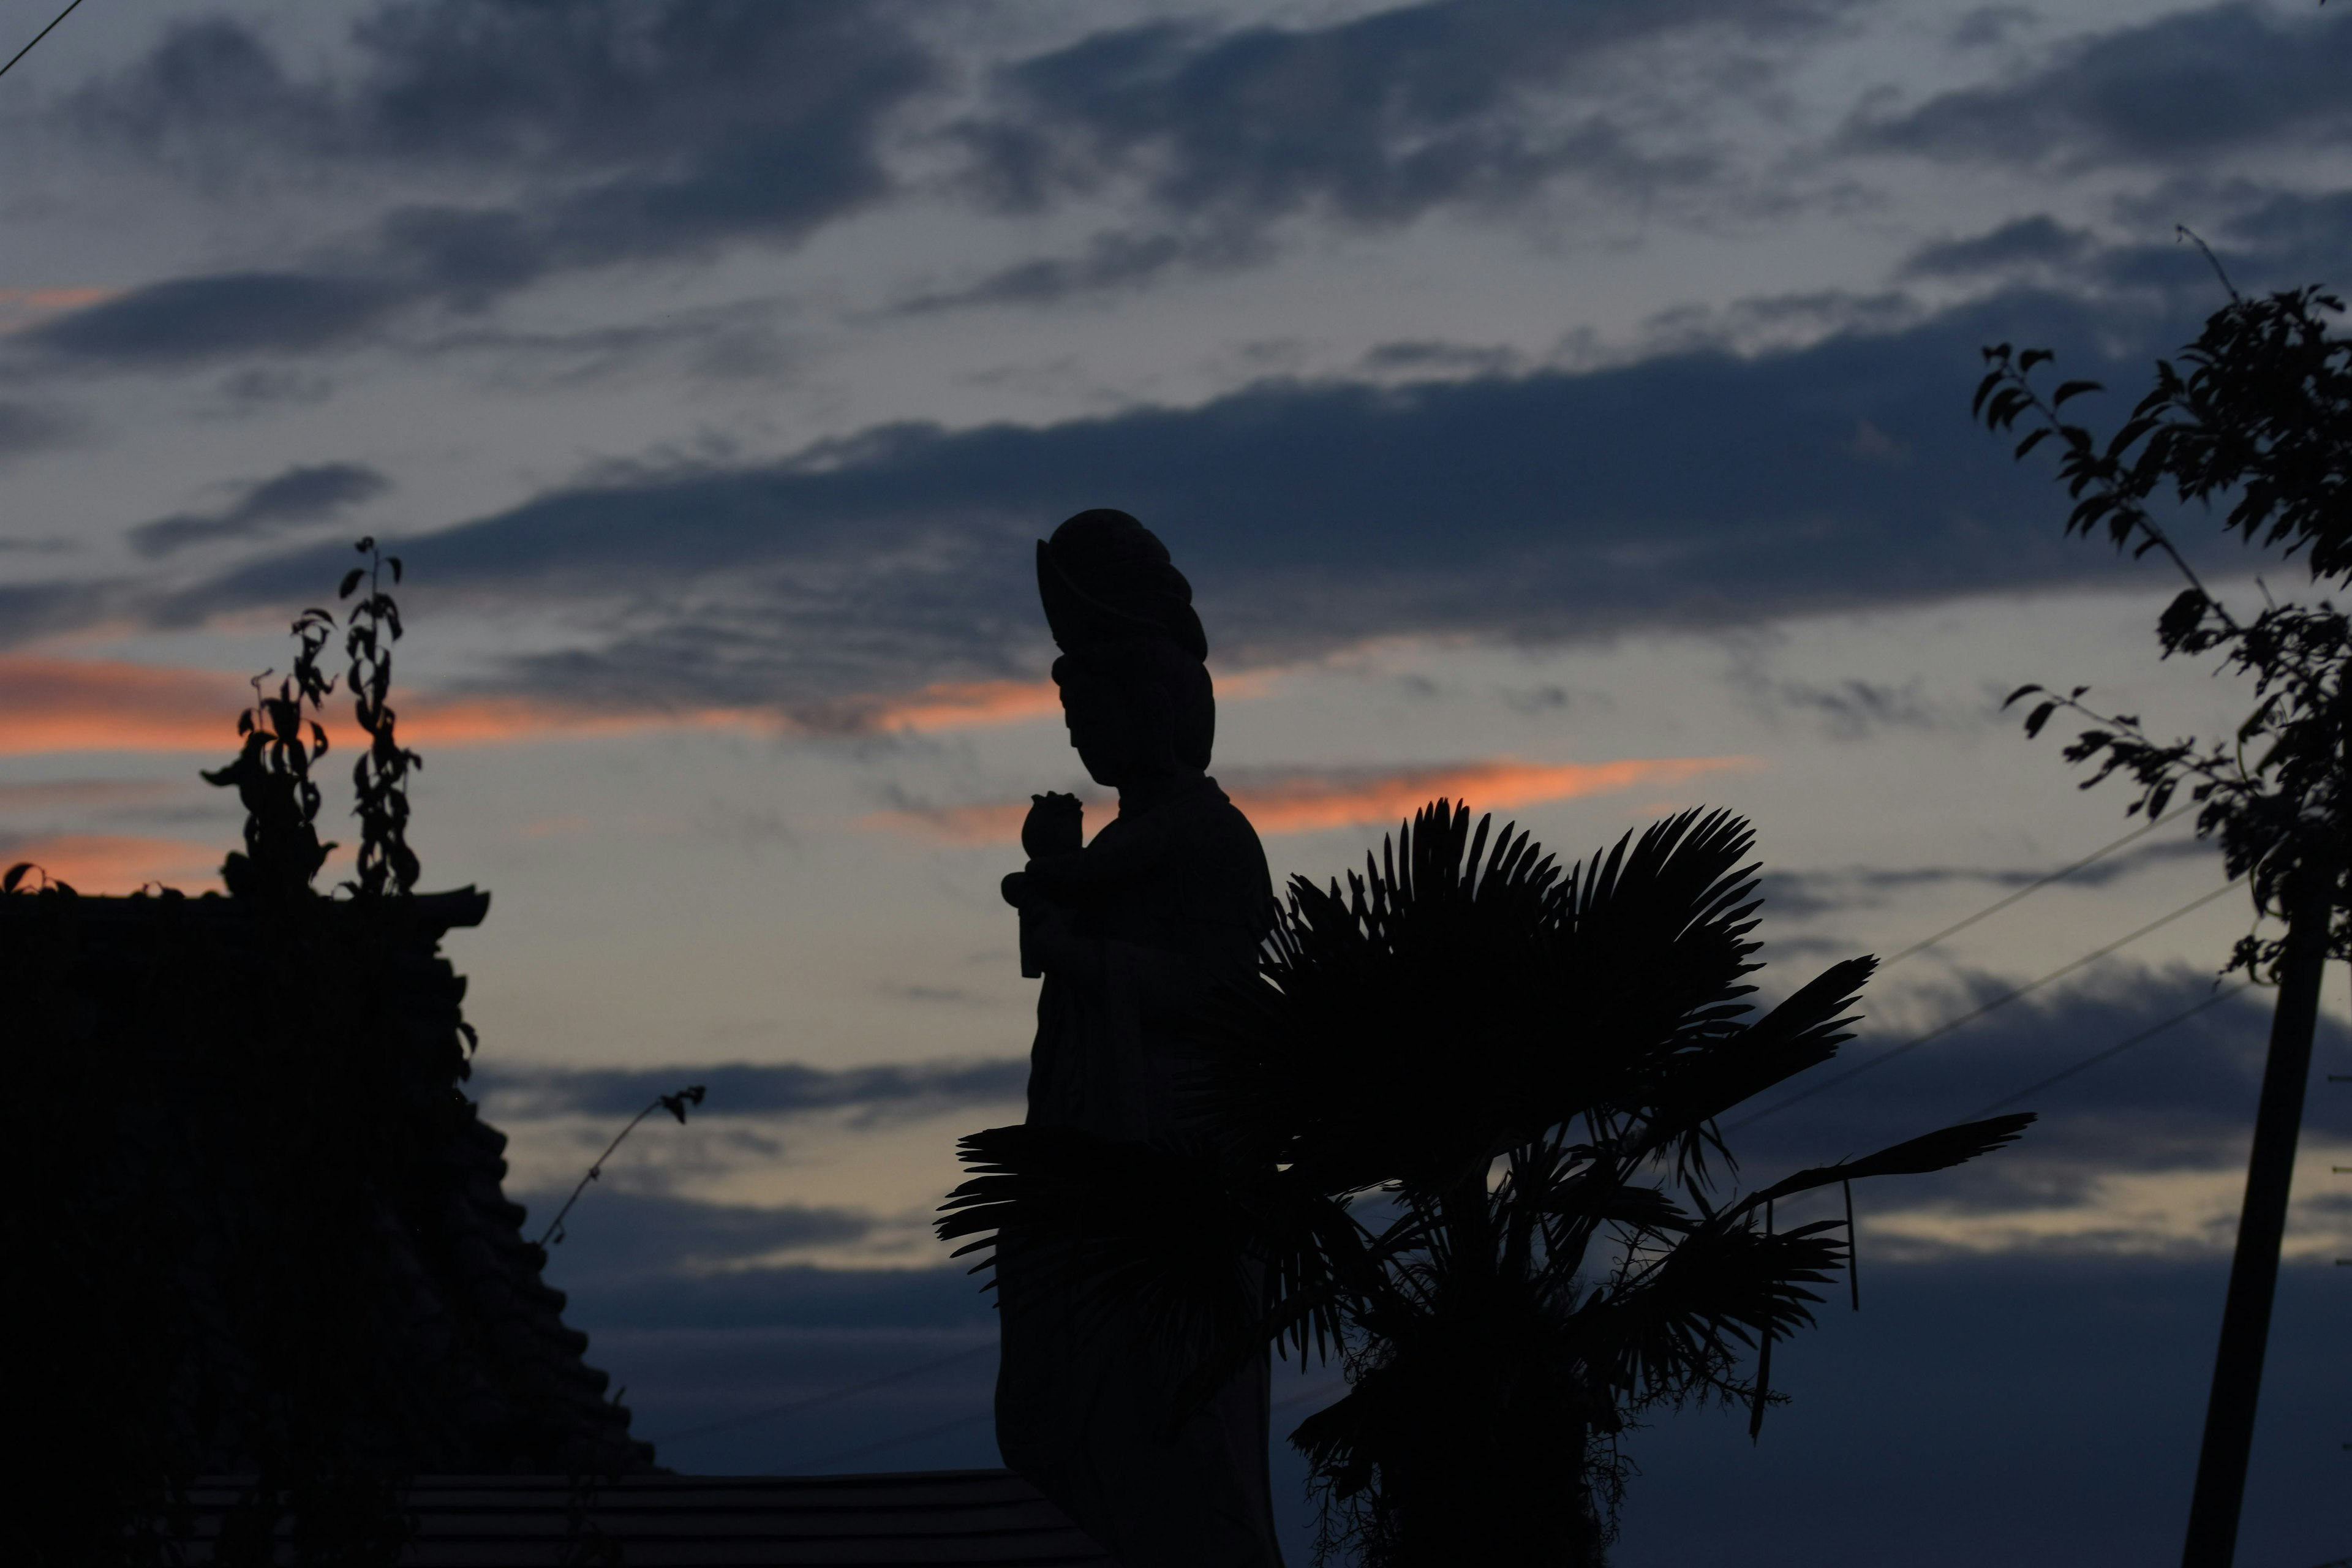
left=1, top=2, right=2346, bottom=1561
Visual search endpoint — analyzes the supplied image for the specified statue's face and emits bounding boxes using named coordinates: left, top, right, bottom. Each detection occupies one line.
left=1059, top=672, right=1148, bottom=788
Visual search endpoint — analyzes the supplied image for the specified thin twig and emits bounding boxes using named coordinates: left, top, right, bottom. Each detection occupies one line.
left=536, top=1085, right=706, bottom=1247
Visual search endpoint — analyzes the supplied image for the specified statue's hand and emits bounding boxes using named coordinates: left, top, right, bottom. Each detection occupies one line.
left=1022, top=791, right=1084, bottom=859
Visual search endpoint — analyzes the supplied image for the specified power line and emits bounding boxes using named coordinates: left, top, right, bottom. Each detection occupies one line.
left=1728, top=878, right=2244, bottom=1133
left=0, top=0, right=86, bottom=82
left=1273, top=1375, right=1348, bottom=1413
left=662, top=818, right=2223, bottom=1462
left=1878, top=805, right=2194, bottom=968
left=1964, top=984, right=2252, bottom=1120
left=652, top=1342, right=992, bottom=1448
left=782, top=1368, right=1351, bottom=1477
left=782, top=1407, right=993, bottom=1474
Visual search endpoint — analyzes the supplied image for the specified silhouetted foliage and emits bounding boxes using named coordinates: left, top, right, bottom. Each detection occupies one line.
left=203, top=537, right=426, bottom=903
left=4, top=548, right=644, bottom=1566
left=202, top=606, right=337, bottom=901
left=344, top=537, right=424, bottom=898
left=941, top=801, right=2030, bottom=1566
left=1977, top=275, right=2352, bottom=973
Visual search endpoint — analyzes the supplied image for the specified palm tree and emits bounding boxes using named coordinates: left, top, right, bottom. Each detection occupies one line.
left=941, top=802, right=2031, bottom=1566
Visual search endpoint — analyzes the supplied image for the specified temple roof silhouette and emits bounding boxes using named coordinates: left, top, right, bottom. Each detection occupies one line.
left=10, top=883, right=1113, bottom=1562
left=6, top=885, right=649, bottom=1474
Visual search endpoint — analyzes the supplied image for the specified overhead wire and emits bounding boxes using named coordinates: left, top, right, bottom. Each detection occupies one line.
left=1272, top=1374, right=1349, bottom=1413
left=778, top=1366, right=1354, bottom=1476
left=1963, top=982, right=2252, bottom=1120
left=657, top=815, right=2239, bottom=1459
left=1876, top=805, right=2193, bottom=968
left=651, top=1342, right=992, bottom=1448
left=1728, top=876, right=2244, bottom=1133
left=782, top=1408, right=994, bottom=1474
left=0, top=0, right=86, bottom=82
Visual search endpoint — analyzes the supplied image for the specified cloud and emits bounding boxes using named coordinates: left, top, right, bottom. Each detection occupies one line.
left=42, top=3, right=937, bottom=361
left=1890, top=188, right=2352, bottom=322
left=175, top=286, right=2153, bottom=717
left=1727, top=965, right=2351, bottom=1258
left=1901, top=215, right=2095, bottom=280
left=858, top=754, right=1758, bottom=844
left=894, top=230, right=1208, bottom=313
left=962, top=0, right=1836, bottom=232
left=0, top=656, right=248, bottom=753
left=1759, top=835, right=2218, bottom=919
left=0, top=779, right=181, bottom=813
left=0, top=654, right=786, bottom=757
left=0, top=831, right=221, bottom=892
left=516, top=1189, right=875, bottom=1278
left=0, top=397, right=78, bottom=459
left=1731, top=673, right=1956, bottom=740
left=477, top=1057, right=1030, bottom=1125
left=1847, top=2, right=2352, bottom=168
left=0, top=581, right=119, bottom=652
left=23, top=273, right=409, bottom=364
left=132, top=461, right=390, bottom=556
left=844, top=677, right=1064, bottom=734
left=1229, top=755, right=1757, bottom=835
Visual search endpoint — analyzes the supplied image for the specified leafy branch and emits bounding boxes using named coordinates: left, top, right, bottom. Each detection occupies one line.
left=342, top=537, right=423, bottom=898
left=1975, top=282, right=2352, bottom=977
left=203, top=608, right=339, bottom=900
left=1, top=861, right=74, bottom=897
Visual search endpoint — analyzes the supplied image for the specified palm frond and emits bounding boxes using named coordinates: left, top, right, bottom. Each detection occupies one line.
left=1534, top=1170, right=1695, bottom=1236
left=937, top=1124, right=1363, bottom=1385
left=1510, top=809, right=1774, bottom=1137
left=1581, top=1216, right=1845, bottom=1406
left=1737, top=1114, right=2038, bottom=1213
left=1186, top=801, right=1572, bottom=1194
left=1630, top=954, right=1878, bottom=1185
left=1189, top=802, right=1796, bottom=1197
left=937, top=1124, right=1261, bottom=1353
left=1558, top=807, right=1765, bottom=1033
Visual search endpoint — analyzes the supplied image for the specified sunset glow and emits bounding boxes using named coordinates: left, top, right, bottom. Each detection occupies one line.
left=855, top=755, right=1758, bottom=846
left=1, top=832, right=224, bottom=893
left=0, top=285, right=121, bottom=332
left=864, top=679, right=1063, bottom=733
left=1226, top=756, right=1760, bottom=835
left=0, top=656, right=763, bottom=756
left=0, top=657, right=1292, bottom=757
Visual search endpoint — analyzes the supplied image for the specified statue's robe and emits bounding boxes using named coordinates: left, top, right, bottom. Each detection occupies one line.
left=997, top=772, right=1284, bottom=1568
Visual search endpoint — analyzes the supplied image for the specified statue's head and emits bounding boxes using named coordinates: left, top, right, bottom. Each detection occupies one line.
left=1038, top=510, right=1215, bottom=789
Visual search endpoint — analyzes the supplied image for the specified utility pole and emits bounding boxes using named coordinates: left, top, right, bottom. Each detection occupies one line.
left=2179, top=882, right=2331, bottom=1568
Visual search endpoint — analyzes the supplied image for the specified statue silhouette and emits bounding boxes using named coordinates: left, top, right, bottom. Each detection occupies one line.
left=994, top=510, right=1284, bottom=1567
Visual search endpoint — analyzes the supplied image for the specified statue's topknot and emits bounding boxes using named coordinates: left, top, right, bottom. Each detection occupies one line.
left=1036, top=509, right=1208, bottom=663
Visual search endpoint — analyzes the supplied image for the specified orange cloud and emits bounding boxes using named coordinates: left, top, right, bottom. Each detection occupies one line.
left=0, top=285, right=121, bottom=333
left=1, top=833, right=223, bottom=894
left=0, top=657, right=251, bottom=753
left=0, top=656, right=764, bottom=756
left=856, top=755, right=1758, bottom=846
left=0, top=655, right=1276, bottom=758
left=865, top=679, right=1063, bottom=733
left=858, top=667, right=1277, bottom=735
left=1229, top=756, right=1758, bottom=835
left=393, top=696, right=754, bottom=748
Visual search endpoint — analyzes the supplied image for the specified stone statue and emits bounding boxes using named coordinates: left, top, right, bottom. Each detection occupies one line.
left=994, top=510, right=1285, bottom=1567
